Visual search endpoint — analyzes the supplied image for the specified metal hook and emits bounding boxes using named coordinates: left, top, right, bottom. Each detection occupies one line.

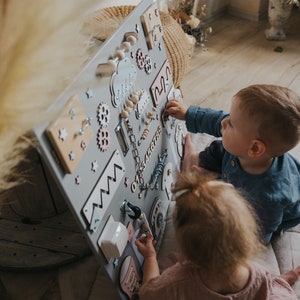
left=77, top=117, right=92, bottom=136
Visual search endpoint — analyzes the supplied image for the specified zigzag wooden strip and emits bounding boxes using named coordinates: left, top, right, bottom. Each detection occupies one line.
left=82, top=150, right=125, bottom=231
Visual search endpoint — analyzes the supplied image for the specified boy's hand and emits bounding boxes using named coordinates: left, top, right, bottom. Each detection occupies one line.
left=135, top=233, right=156, bottom=259
left=183, top=134, right=220, bottom=177
left=165, top=99, right=188, bottom=120
left=181, top=133, right=199, bottom=171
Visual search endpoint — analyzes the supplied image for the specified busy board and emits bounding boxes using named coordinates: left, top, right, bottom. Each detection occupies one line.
left=34, top=0, right=186, bottom=298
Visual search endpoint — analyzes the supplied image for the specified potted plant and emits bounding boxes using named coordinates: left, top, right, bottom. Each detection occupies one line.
left=167, top=1, right=212, bottom=50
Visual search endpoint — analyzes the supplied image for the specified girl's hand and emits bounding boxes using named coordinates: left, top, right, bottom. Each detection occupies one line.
left=135, top=233, right=156, bottom=259
left=136, top=234, right=160, bottom=284
left=165, top=99, right=188, bottom=120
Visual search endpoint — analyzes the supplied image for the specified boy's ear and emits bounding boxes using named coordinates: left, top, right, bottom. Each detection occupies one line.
left=248, top=139, right=266, bottom=157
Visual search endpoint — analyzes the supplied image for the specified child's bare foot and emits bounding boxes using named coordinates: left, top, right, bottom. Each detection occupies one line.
left=281, top=266, right=300, bottom=285
left=181, top=134, right=199, bottom=172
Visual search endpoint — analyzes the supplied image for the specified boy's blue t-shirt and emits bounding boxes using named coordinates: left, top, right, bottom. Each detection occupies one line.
left=185, top=105, right=300, bottom=244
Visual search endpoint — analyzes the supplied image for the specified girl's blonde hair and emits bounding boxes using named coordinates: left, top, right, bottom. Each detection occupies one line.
left=235, top=84, right=300, bottom=156
left=172, top=172, right=264, bottom=278
left=0, top=0, right=97, bottom=191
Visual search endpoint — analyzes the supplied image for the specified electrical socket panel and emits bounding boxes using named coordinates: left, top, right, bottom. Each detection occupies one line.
left=34, top=0, right=186, bottom=298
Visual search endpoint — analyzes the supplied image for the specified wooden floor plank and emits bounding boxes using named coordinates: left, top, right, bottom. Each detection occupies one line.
left=0, top=208, right=91, bottom=270
left=0, top=240, right=77, bottom=270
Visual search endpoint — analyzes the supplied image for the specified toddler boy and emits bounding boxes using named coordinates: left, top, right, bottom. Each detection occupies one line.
left=166, top=84, right=300, bottom=243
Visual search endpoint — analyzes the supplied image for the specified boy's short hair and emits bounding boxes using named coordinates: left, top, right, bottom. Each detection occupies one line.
left=172, top=172, right=264, bottom=279
left=235, top=84, right=300, bottom=156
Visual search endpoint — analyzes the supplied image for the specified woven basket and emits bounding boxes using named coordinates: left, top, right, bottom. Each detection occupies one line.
left=159, top=11, right=190, bottom=89
left=83, top=6, right=190, bottom=88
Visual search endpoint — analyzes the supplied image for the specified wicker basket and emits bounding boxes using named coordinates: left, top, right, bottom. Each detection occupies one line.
left=159, top=11, right=191, bottom=89
left=83, top=5, right=190, bottom=88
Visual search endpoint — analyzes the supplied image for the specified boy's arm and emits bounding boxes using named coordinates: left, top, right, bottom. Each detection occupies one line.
left=166, top=100, right=228, bottom=137
left=198, top=140, right=225, bottom=173
left=185, top=106, right=228, bottom=137
left=181, top=135, right=225, bottom=175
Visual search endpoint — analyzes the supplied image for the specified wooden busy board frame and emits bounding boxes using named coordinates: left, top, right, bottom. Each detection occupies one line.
left=34, top=0, right=186, bottom=298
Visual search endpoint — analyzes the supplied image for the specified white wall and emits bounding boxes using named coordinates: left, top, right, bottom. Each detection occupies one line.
left=202, top=0, right=230, bottom=21
left=228, top=0, right=268, bottom=21
left=93, top=0, right=141, bottom=10
left=199, top=0, right=268, bottom=22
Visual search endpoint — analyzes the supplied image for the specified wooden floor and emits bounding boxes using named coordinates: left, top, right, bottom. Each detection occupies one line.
left=182, top=8, right=300, bottom=108
left=0, top=10, right=299, bottom=300
left=181, top=8, right=300, bottom=157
